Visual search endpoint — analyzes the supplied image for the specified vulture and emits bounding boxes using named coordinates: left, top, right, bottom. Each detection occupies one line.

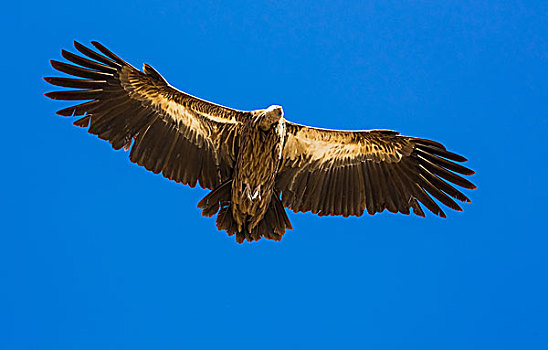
left=44, top=41, right=476, bottom=243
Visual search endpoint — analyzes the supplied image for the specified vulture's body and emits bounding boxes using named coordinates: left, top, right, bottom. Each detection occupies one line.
left=45, top=42, right=476, bottom=243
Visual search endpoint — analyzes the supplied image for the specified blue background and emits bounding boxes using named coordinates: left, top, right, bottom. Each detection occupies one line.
left=1, top=1, right=547, bottom=349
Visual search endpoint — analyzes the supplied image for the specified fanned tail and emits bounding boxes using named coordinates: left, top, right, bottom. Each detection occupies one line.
left=198, top=182, right=292, bottom=243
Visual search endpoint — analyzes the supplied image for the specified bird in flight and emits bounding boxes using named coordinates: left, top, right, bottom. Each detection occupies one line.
left=45, top=41, right=476, bottom=243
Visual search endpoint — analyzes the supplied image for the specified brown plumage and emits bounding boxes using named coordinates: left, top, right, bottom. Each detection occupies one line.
left=45, top=41, right=476, bottom=243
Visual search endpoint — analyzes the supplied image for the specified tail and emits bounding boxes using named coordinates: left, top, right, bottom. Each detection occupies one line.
left=197, top=181, right=292, bottom=243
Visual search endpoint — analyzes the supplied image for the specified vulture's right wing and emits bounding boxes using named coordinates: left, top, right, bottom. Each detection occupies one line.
left=45, top=41, right=252, bottom=190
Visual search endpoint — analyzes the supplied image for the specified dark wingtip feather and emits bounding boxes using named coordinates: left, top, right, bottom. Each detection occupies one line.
left=44, top=91, right=58, bottom=100
left=44, top=76, right=105, bottom=89
left=73, top=40, right=87, bottom=53
left=415, top=142, right=469, bottom=162
left=414, top=138, right=445, bottom=149
left=73, top=41, right=121, bottom=68
left=60, top=49, right=71, bottom=60
left=445, top=151, right=467, bottom=163
left=416, top=149, right=475, bottom=175
left=461, top=168, right=475, bottom=176
left=90, top=41, right=127, bottom=65
left=50, top=59, right=111, bottom=79
left=44, top=89, right=103, bottom=101
left=55, top=105, right=75, bottom=116
left=49, top=59, right=61, bottom=70
left=56, top=108, right=74, bottom=117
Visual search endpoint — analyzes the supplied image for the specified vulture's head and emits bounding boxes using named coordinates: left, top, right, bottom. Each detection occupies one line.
left=255, top=105, right=284, bottom=131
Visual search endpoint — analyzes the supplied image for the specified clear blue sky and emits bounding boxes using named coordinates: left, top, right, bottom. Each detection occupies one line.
left=1, top=1, right=547, bottom=349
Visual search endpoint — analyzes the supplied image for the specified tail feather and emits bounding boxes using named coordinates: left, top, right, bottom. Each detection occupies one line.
left=197, top=180, right=232, bottom=217
left=217, top=203, right=243, bottom=241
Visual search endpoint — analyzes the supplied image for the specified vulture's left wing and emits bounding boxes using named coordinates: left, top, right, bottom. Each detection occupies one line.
left=278, top=121, right=476, bottom=218
left=45, top=41, right=251, bottom=190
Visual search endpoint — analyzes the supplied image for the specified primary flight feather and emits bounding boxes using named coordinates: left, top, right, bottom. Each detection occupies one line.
left=45, top=41, right=476, bottom=243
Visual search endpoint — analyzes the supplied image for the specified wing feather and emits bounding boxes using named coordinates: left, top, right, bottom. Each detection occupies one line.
left=279, top=121, right=475, bottom=217
left=45, top=41, right=251, bottom=189
left=61, top=49, right=118, bottom=72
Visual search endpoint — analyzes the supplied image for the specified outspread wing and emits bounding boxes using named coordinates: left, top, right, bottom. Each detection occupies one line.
left=45, top=41, right=251, bottom=189
left=278, top=122, right=476, bottom=218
